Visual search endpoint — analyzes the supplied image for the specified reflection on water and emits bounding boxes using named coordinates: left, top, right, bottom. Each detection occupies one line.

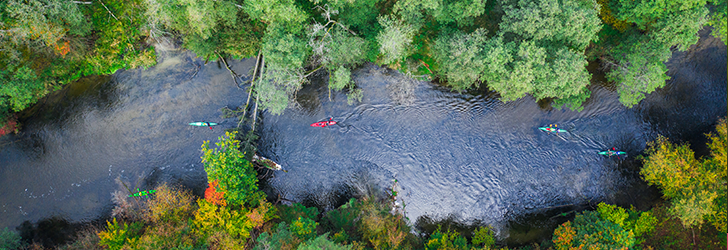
left=0, top=29, right=725, bottom=245
left=0, top=48, right=256, bottom=229
left=258, top=29, right=726, bottom=240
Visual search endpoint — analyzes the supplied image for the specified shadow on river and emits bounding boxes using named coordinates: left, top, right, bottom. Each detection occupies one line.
left=0, top=28, right=725, bottom=246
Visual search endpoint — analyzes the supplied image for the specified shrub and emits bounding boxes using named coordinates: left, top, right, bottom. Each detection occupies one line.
left=97, top=218, right=143, bottom=250
left=298, top=234, right=352, bottom=250
left=254, top=223, right=303, bottom=250
left=471, top=226, right=495, bottom=248
left=425, top=226, right=468, bottom=250
left=192, top=199, right=255, bottom=240
left=144, top=184, right=196, bottom=225
left=552, top=210, right=635, bottom=250
left=278, top=203, right=319, bottom=224
left=289, top=217, right=319, bottom=241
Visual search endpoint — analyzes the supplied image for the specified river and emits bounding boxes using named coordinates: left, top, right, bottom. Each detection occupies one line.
left=0, top=29, right=725, bottom=245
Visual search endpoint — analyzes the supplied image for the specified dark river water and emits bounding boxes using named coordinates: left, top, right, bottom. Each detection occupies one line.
left=0, top=29, right=725, bottom=244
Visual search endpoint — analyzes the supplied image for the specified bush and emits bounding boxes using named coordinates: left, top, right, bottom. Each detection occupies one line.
left=144, top=184, right=196, bottom=225
left=278, top=203, right=319, bottom=224
left=97, top=218, right=143, bottom=250
left=552, top=211, right=635, bottom=250
left=289, top=217, right=319, bottom=241
left=254, top=223, right=303, bottom=250
left=471, top=226, right=495, bottom=248
left=425, top=226, right=468, bottom=250
left=298, top=234, right=352, bottom=250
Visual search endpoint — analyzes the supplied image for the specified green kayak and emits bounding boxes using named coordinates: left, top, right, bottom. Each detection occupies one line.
left=539, top=127, right=567, bottom=133
left=129, top=189, right=156, bottom=197
left=598, top=150, right=626, bottom=156
left=189, top=122, right=218, bottom=126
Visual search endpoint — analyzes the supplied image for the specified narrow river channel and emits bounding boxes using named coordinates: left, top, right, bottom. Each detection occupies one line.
left=0, top=29, right=725, bottom=244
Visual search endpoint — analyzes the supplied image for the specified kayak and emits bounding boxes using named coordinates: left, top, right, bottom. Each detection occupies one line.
left=598, top=151, right=626, bottom=156
left=311, top=120, right=337, bottom=127
left=539, top=127, right=567, bottom=133
left=129, top=189, right=156, bottom=197
left=189, top=122, right=218, bottom=126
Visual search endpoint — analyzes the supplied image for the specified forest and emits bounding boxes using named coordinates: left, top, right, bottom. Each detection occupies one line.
left=1, top=0, right=727, bottom=249
left=1, top=0, right=726, bottom=129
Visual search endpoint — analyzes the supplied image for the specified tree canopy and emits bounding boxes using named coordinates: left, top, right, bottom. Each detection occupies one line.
left=201, top=131, right=265, bottom=207
left=1, top=0, right=723, bottom=125
left=641, top=119, right=727, bottom=231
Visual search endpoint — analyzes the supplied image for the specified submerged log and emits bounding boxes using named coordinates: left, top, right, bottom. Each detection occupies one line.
left=252, top=154, right=283, bottom=171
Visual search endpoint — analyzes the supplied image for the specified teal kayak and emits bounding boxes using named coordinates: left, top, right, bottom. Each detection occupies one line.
left=189, top=122, right=218, bottom=126
left=599, top=150, right=626, bottom=156
left=539, top=127, right=567, bottom=133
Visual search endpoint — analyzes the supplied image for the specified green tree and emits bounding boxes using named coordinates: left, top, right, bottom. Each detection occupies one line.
left=604, top=0, right=710, bottom=107
left=708, top=0, right=727, bottom=44
left=552, top=211, right=635, bottom=250
left=376, top=15, right=417, bottom=65
left=201, top=131, right=265, bottom=206
left=85, top=0, right=156, bottom=75
left=471, top=226, right=495, bottom=248
left=613, top=0, right=706, bottom=28
left=254, top=222, right=303, bottom=250
left=432, top=0, right=487, bottom=25
left=425, top=227, right=469, bottom=250
left=2, top=0, right=90, bottom=47
left=144, top=0, right=263, bottom=59
left=308, top=8, right=367, bottom=102
left=605, top=39, right=671, bottom=108
left=245, top=0, right=310, bottom=115
left=297, top=234, right=352, bottom=250
left=477, top=0, right=601, bottom=110
left=278, top=203, right=320, bottom=224
left=289, top=217, right=319, bottom=240
left=0, top=227, right=25, bottom=250
left=0, top=66, right=45, bottom=112
left=432, top=28, right=489, bottom=91
left=596, top=203, right=657, bottom=243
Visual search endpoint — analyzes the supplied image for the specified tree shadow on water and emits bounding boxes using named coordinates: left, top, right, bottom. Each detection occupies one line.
left=17, top=216, right=75, bottom=248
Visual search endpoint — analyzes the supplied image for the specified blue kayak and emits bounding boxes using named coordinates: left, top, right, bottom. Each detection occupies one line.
left=189, top=122, right=218, bottom=126
left=539, top=127, right=567, bottom=133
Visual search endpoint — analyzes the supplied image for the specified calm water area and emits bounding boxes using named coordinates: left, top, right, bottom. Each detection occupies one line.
left=0, top=29, right=725, bottom=245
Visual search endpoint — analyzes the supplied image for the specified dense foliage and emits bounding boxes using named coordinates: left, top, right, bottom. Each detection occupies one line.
left=640, top=119, right=727, bottom=231
left=3, top=0, right=725, bottom=127
left=202, top=131, right=265, bottom=207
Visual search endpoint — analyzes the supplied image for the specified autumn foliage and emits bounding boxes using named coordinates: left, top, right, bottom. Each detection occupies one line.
left=205, top=180, right=227, bottom=207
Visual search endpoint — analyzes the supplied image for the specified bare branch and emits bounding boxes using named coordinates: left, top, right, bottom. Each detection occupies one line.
left=97, top=0, right=119, bottom=21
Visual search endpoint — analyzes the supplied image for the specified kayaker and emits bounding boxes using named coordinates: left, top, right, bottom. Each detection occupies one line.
left=205, top=122, right=212, bottom=130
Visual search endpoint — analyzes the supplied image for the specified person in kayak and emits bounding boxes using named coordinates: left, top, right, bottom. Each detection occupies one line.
left=549, top=124, right=558, bottom=132
left=204, top=122, right=212, bottom=130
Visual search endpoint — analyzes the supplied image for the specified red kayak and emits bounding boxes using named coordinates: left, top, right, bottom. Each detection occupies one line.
left=311, top=119, right=337, bottom=127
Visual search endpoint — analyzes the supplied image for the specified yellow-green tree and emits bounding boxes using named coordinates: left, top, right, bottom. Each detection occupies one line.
left=641, top=119, right=727, bottom=232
